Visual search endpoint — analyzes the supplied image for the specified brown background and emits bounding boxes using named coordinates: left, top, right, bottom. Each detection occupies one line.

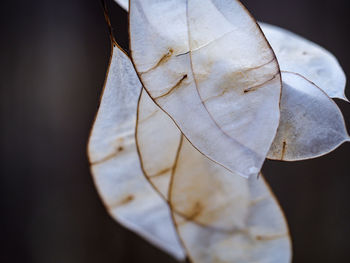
left=1, top=0, right=349, bottom=262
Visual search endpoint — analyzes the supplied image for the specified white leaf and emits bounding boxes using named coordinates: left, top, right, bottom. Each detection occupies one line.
left=136, top=89, right=181, bottom=199
left=171, top=139, right=292, bottom=263
left=113, top=2, right=347, bottom=101
left=174, top=172, right=292, bottom=263
left=136, top=89, right=292, bottom=263
left=88, top=43, right=185, bottom=260
left=130, top=0, right=281, bottom=178
left=260, top=23, right=347, bottom=101
left=113, top=0, right=128, bottom=11
left=268, top=72, right=349, bottom=161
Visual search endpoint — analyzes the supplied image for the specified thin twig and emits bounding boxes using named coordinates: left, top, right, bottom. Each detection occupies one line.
left=100, top=0, right=115, bottom=42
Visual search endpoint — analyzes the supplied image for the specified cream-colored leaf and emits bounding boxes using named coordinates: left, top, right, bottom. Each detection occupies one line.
left=113, top=0, right=128, bottom=11
left=171, top=142, right=291, bottom=263
left=136, top=88, right=291, bottom=262
left=170, top=136, right=251, bottom=231
left=260, top=22, right=347, bottom=101
left=136, top=89, right=181, bottom=198
left=130, top=0, right=281, bottom=178
left=137, top=89, right=242, bottom=229
left=170, top=137, right=292, bottom=263
left=88, top=43, right=185, bottom=260
left=268, top=72, right=349, bottom=161
left=114, top=2, right=347, bottom=101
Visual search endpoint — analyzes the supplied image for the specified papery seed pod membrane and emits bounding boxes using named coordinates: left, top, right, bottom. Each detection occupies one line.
left=130, top=0, right=282, bottom=178
left=88, top=43, right=185, bottom=260
left=136, top=89, right=292, bottom=263
left=268, top=72, right=349, bottom=161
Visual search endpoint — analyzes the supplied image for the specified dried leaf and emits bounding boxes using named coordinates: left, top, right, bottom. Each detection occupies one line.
left=137, top=89, right=250, bottom=228
left=136, top=88, right=291, bottom=262
left=113, top=3, right=347, bottom=102
left=136, top=89, right=181, bottom=199
left=169, top=135, right=251, bottom=231
left=129, top=0, right=282, bottom=178
left=268, top=72, right=349, bottom=161
left=170, top=138, right=291, bottom=263
left=88, top=43, right=185, bottom=260
left=260, top=23, right=347, bottom=101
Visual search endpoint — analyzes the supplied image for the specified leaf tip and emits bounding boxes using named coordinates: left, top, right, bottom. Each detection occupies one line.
left=342, top=94, right=350, bottom=103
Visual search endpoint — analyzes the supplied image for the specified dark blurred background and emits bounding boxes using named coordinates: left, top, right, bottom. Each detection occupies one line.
left=1, top=0, right=349, bottom=262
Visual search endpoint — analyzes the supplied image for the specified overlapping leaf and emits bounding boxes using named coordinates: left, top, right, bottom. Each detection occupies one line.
left=95, top=2, right=348, bottom=262
left=136, top=89, right=181, bottom=199
left=172, top=168, right=291, bottom=263
left=268, top=72, right=349, bottom=161
left=130, top=0, right=282, bottom=178
left=260, top=23, right=347, bottom=101
left=114, top=0, right=347, bottom=103
left=171, top=139, right=292, bottom=263
left=88, top=43, right=185, bottom=260
left=117, top=0, right=349, bottom=163
left=136, top=89, right=292, bottom=263
left=259, top=24, right=349, bottom=160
